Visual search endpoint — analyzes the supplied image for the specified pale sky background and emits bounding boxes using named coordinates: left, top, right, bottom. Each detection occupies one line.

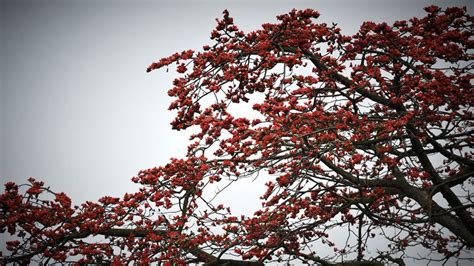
left=1, top=0, right=472, bottom=264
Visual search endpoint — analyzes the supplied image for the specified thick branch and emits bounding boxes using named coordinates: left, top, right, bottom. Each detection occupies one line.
left=405, top=124, right=474, bottom=236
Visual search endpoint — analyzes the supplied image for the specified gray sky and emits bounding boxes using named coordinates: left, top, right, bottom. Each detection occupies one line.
left=0, top=0, right=472, bottom=263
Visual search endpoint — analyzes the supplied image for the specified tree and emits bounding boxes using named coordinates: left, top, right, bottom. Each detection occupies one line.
left=1, top=6, right=473, bottom=265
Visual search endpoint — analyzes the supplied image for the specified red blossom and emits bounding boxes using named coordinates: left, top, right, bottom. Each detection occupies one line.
left=2, top=6, right=473, bottom=266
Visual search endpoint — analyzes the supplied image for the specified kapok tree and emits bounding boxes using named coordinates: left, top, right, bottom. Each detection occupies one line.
left=1, top=6, right=473, bottom=265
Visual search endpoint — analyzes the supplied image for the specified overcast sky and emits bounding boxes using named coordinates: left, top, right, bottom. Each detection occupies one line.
left=1, top=0, right=472, bottom=263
